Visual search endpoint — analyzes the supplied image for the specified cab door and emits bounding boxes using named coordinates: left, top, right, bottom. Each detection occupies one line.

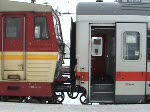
left=115, top=23, right=147, bottom=103
left=2, top=15, right=25, bottom=80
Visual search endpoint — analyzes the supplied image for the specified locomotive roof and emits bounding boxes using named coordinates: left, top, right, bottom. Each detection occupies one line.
left=76, top=2, right=150, bottom=16
left=0, top=0, right=52, bottom=12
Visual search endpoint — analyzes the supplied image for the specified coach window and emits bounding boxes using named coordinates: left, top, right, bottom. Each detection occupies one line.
left=6, top=17, right=21, bottom=38
left=123, top=31, right=140, bottom=60
left=34, top=17, right=49, bottom=39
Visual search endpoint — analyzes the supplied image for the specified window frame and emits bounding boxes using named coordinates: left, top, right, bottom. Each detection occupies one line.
left=5, top=17, right=22, bottom=39
left=122, top=31, right=141, bottom=61
left=34, top=16, right=50, bottom=40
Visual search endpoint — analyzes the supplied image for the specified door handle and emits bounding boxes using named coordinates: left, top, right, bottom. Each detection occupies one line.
left=129, top=83, right=135, bottom=86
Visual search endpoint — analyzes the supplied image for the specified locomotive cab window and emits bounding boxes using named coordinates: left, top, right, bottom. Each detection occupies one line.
left=6, top=17, right=21, bottom=38
left=34, top=17, right=49, bottom=39
left=123, top=31, right=140, bottom=60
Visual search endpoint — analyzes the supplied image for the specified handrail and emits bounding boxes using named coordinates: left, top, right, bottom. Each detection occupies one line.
left=52, top=9, right=63, bottom=43
left=52, top=9, right=65, bottom=78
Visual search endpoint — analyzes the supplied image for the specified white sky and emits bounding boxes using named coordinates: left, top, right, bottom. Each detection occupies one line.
left=14, top=0, right=115, bottom=13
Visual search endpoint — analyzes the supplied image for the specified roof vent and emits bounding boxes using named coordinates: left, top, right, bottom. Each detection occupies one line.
left=142, top=0, right=150, bottom=3
left=116, top=0, right=142, bottom=3
left=96, top=0, right=103, bottom=2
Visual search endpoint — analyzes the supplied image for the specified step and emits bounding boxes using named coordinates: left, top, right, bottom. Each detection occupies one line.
left=90, top=92, right=114, bottom=102
left=8, top=99, right=20, bottom=102
left=90, top=84, right=114, bottom=102
left=90, top=100, right=114, bottom=103
left=93, top=91, right=114, bottom=94
left=91, top=84, right=114, bottom=92
left=63, top=73, right=70, bottom=75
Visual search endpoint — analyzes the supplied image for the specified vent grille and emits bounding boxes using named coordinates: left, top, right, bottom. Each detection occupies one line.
left=121, top=3, right=150, bottom=11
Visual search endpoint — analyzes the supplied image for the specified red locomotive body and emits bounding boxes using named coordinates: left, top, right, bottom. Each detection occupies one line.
left=0, top=0, right=65, bottom=103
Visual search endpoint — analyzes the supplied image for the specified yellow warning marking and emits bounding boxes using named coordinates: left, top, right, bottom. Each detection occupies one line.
left=0, top=55, right=58, bottom=60
left=26, top=55, right=58, bottom=60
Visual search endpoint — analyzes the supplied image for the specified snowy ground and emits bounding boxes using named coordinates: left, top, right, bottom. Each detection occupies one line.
left=0, top=102, right=150, bottom=112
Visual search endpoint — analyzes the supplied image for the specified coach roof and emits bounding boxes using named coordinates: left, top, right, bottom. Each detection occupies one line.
left=76, top=2, right=150, bottom=16
left=0, top=0, right=52, bottom=12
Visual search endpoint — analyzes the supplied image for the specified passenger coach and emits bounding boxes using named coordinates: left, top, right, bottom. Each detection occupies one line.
left=70, top=0, right=150, bottom=104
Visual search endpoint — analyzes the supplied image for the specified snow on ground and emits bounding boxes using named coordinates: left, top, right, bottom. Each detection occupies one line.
left=63, top=92, right=81, bottom=105
left=0, top=102, right=150, bottom=112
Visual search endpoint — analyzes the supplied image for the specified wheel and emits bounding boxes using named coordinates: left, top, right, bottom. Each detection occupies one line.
left=67, top=92, right=79, bottom=99
left=56, top=95, right=64, bottom=104
left=55, top=92, right=65, bottom=98
left=55, top=92, right=65, bottom=104
left=80, top=93, right=87, bottom=104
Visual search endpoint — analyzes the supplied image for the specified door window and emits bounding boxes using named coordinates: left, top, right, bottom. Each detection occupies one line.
left=6, top=17, right=21, bottom=38
left=123, top=31, right=140, bottom=60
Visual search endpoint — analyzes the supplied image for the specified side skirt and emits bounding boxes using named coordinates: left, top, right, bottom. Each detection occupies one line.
left=115, top=95, right=145, bottom=104
left=0, top=82, right=53, bottom=97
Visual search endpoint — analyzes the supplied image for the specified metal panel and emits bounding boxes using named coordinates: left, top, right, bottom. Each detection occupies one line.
left=116, top=23, right=147, bottom=72
left=0, top=82, right=53, bottom=97
left=76, top=22, right=89, bottom=73
left=76, top=2, right=150, bottom=16
left=146, top=63, right=150, bottom=95
left=115, top=95, right=145, bottom=103
left=116, top=81, right=145, bottom=95
left=0, top=0, right=52, bottom=12
left=26, top=52, right=58, bottom=82
left=115, top=23, right=147, bottom=102
left=146, top=81, right=150, bottom=95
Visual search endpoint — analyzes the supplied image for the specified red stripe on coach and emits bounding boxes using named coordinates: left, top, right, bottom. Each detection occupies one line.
left=76, top=72, right=89, bottom=81
left=116, top=72, right=146, bottom=81
left=147, top=72, right=150, bottom=81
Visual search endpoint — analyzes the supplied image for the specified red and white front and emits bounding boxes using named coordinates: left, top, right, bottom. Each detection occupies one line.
left=0, top=12, right=58, bottom=97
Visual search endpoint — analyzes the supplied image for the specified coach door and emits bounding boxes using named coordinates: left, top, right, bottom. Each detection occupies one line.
left=2, top=15, right=25, bottom=81
left=115, top=23, right=147, bottom=103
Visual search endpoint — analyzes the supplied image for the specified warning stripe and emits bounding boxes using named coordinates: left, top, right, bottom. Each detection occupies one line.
left=26, top=55, right=58, bottom=60
left=0, top=55, right=58, bottom=60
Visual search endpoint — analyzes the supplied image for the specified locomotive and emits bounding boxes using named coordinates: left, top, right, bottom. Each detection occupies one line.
left=0, top=0, right=67, bottom=103
left=1, top=0, right=150, bottom=104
